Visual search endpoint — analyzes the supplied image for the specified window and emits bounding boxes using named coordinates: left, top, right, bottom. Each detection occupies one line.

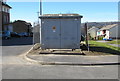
left=4, top=15, right=6, bottom=23
left=0, top=6, right=2, bottom=11
left=2, top=6, right=9, bottom=13
left=103, top=30, right=106, bottom=34
left=7, top=8, right=9, bottom=13
left=2, top=6, right=4, bottom=11
left=4, top=7, right=5, bottom=12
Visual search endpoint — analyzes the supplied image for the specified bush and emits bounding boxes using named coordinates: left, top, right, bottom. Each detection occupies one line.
left=98, top=36, right=104, bottom=40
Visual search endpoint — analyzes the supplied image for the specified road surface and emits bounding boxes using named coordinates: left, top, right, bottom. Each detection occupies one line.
left=1, top=37, right=119, bottom=79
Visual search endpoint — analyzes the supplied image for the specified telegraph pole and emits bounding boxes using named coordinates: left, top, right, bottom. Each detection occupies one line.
left=37, top=12, right=40, bottom=24
left=85, top=22, right=89, bottom=51
left=40, top=0, right=42, bottom=15
left=39, top=0, right=42, bottom=45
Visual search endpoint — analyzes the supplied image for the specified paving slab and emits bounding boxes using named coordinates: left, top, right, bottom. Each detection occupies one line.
left=27, top=53, right=119, bottom=65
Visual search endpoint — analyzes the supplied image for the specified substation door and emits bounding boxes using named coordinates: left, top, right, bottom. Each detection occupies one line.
left=41, top=19, right=61, bottom=49
left=60, top=18, right=79, bottom=49
left=41, top=18, right=80, bottom=49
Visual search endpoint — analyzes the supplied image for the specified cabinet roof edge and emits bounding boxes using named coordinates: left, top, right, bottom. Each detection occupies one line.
left=39, top=14, right=83, bottom=19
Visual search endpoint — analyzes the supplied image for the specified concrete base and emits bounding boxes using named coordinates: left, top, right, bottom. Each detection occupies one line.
left=39, top=49, right=82, bottom=54
left=74, top=49, right=82, bottom=52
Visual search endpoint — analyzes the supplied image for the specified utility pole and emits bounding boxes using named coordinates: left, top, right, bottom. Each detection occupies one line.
left=85, top=22, right=89, bottom=51
left=40, top=0, right=42, bottom=15
left=37, top=12, right=39, bottom=24
left=39, top=0, right=42, bottom=45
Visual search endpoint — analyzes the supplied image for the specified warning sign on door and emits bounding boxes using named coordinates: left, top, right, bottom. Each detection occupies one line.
left=52, top=26, right=56, bottom=32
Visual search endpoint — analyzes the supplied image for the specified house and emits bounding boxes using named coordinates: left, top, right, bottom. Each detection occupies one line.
left=0, top=1, right=2, bottom=31
left=12, top=20, right=32, bottom=34
left=88, top=26, right=99, bottom=40
left=0, top=0, right=12, bottom=31
left=97, top=24, right=119, bottom=39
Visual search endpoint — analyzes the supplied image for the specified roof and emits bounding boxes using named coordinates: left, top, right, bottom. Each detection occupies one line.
left=88, top=26, right=99, bottom=32
left=2, top=2, right=12, bottom=8
left=98, top=24, right=118, bottom=31
left=39, top=14, right=83, bottom=19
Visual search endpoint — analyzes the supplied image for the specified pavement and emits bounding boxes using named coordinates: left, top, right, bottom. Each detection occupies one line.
left=24, top=44, right=120, bottom=65
left=28, top=55, right=119, bottom=65
left=96, top=40, right=109, bottom=43
left=109, top=44, right=120, bottom=48
left=26, top=54, right=119, bottom=65
left=96, top=40, right=120, bottom=47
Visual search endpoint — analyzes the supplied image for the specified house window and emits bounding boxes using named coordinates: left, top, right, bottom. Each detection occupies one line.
left=2, top=6, right=9, bottom=13
left=3, top=15, right=7, bottom=23
left=103, top=30, right=106, bottom=34
left=97, top=32, right=100, bottom=35
left=2, top=6, right=4, bottom=11
left=6, top=15, right=8, bottom=23
left=7, top=8, right=9, bottom=13
left=0, top=6, right=2, bottom=11
left=4, top=7, right=5, bottom=12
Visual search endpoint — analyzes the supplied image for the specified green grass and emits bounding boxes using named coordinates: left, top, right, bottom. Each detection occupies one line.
left=107, top=40, right=120, bottom=44
left=89, top=40, right=120, bottom=52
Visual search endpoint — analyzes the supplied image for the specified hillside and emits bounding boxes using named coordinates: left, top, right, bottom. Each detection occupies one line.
left=81, top=21, right=118, bottom=35
left=81, top=21, right=118, bottom=29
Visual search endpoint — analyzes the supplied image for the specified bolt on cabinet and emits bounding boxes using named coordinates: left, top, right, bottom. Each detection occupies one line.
left=39, top=14, right=83, bottom=49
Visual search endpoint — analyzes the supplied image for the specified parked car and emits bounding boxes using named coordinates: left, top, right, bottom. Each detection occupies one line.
left=18, top=32, right=28, bottom=37
left=0, top=31, right=2, bottom=38
left=103, top=37, right=112, bottom=41
left=0, top=31, right=11, bottom=39
left=10, top=32, right=21, bottom=37
left=29, top=32, right=33, bottom=37
left=0, top=31, right=2, bottom=40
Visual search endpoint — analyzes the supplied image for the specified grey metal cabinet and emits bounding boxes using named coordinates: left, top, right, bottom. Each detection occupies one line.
left=40, top=14, right=83, bottom=49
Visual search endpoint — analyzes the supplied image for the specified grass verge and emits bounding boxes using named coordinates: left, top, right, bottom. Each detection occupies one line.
left=88, top=40, right=120, bottom=55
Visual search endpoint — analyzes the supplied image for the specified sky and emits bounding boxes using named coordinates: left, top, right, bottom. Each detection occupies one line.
left=7, top=2, right=118, bottom=25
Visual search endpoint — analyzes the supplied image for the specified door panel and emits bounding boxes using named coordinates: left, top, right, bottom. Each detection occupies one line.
left=41, top=19, right=61, bottom=49
left=60, top=19, right=78, bottom=49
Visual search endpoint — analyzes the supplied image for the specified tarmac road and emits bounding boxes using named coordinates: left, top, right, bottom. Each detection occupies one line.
left=2, top=64, right=118, bottom=79
left=2, top=37, right=33, bottom=64
left=1, top=37, right=119, bottom=79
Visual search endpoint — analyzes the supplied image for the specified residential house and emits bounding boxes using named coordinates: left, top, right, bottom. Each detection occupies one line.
left=88, top=26, right=99, bottom=40
left=0, top=1, right=2, bottom=31
left=97, top=24, right=119, bottom=39
left=12, top=20, right=32, bottom=34
left=0, top=0, right=12, bottom=31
